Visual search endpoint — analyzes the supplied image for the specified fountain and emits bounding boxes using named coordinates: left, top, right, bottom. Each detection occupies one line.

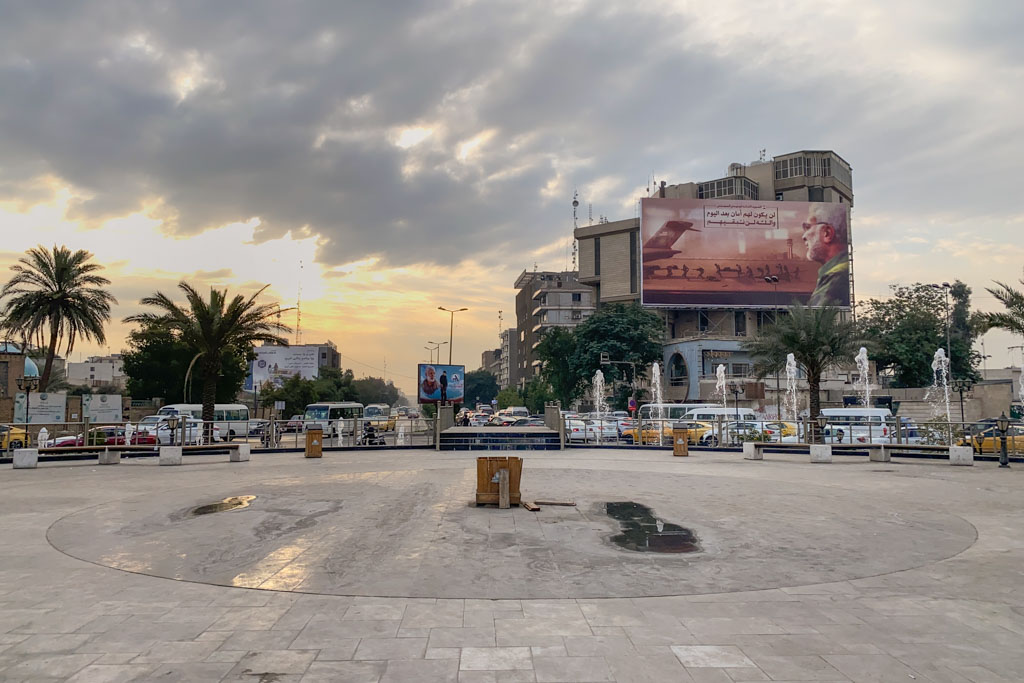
left=650, top=362, right=664, bottom=420
left=591, top=369, right=609, bottom=419
left=784, top=353, right=798, bottom=421
left=924, top=349, right=952, bottom=443
left=854, top=347, right=871, bottom=407
left=715, top=364, right=727, bottom=408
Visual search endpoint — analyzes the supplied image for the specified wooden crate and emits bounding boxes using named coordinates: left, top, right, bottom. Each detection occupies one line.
left=475, top=456, right=523, bottom=506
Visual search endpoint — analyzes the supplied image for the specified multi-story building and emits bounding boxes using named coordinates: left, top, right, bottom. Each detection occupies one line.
left=498, top=328, right=519, bottom=389
left=575, top=150, right=854, bottom=411
left=66, top=354, right=126, bottom=390
left=307, top=341, right=341, bottom=370
left=514, top=270, right=596, bottom=388
left=480, top=349, right=501, bottom=377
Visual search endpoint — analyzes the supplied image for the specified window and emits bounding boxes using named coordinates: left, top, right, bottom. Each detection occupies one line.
left=775, top=192, right=783, bottom=201
left=698, top=311, right=710, bottom=332
left=571, top=311, right=582, bottom=320
left=668, top=353, right=687, bottom=387
left=594, top=237, right=601, bottom=276
left=808, top=186, right=824, bottom=202
left=571, top=292, right=581, bottom=302
left=731, top=363, right=750, bottom=377
left=734, top=311, right=747, bottom=336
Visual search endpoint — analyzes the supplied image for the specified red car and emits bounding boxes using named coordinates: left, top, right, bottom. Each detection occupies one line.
left=48, top=427, right=157, bottom=447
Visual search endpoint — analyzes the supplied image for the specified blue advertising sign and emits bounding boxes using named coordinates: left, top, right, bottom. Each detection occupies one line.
left=417, top=364, right=465, bottom=404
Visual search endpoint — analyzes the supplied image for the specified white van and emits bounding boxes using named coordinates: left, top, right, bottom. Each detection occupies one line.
left=820, top=408, right=894, bottom=444
left=157, top=403, right=250, bottom=440
left=303, top=402, right=364, bottom=436
left=683, top=406, right=759, bottom=422
left=638, top=403, right=719, bottom=421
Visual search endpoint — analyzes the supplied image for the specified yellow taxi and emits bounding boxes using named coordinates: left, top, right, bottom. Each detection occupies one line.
left=624, top=420, right=712, bottom=445
left=763, top=421, right=798, bottom=438
left=961, top=425, right=1022, bottom=454
left=1, top=424, right=29, bottom=450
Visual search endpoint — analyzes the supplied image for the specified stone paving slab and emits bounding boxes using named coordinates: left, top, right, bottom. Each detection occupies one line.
left=0, top=449, right=1022, bottom=681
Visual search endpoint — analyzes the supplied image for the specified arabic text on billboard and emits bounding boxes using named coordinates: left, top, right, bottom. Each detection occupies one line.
left=13, top=392, right=68, bottom=424
left=417, top=364, right=465, bottom=404
left=253, top=346, right=320, bottom=389
left=640, top=197, right=851, bottom=308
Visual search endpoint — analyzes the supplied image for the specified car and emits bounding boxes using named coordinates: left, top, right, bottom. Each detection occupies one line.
left=247, top=419, right=271, bottom=436
left=565, top=419, right=601, bottom=443
left=45, top=427, right=157, bottom=447
left=488, top=415, right=518, bottom=427
left=283, top=415, right=305, bottom=433
left=136, top=415, right=222, bottom=444
left=700, top=421, right=768, bottom=446
left=469, top=414, right=490, bottom=427
left=0, top=424, right=28, bottom=450
left=960, top=425, right=1023, bottom=454
left=511, top=417, right=546, bottom=428
left=624, top=420, right=712, bottom=445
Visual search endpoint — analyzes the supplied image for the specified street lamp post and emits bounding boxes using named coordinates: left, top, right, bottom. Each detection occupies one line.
left=425, top=341, right=448, bottom=364
left=996, top=411, right=1010, bottom=468
left=951, top=378, right=974, bottom=426
left=815, top=413, right=829, bottom=445
left=727, top=381, right=744, bottom=445
left=437, top=308, right=468, bottom=364
left=15, top=376, right=40, bottom=425
left=765, top=275, right=782, bottom=421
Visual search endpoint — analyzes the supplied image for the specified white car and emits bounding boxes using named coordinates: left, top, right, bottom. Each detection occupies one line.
left=565, top=419, right=601, bottom=443
left=136, top=415, right=222, bottom=445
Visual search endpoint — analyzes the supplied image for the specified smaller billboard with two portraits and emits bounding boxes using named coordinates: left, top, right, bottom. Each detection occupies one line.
left=417, top=364, right=465, bottom=404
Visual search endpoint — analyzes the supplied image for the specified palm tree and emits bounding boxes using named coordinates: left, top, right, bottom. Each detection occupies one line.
left=982, top=280, right=1024, bottom=337
left=743, top=304, right=862, bottom=433
left=124, top=282, right=289, bottom=436
left=1, top=245, right=116, bottom=390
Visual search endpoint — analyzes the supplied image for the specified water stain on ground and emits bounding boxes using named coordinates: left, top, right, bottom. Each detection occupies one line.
left=191, top=495, right=256, bottom=516
left=605, top=501, right=700, bottom=554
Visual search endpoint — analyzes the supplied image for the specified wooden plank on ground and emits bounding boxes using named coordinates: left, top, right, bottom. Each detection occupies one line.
left=534, top=500, right=576, bottom=506
left=522, top=501, right=540, bottom=511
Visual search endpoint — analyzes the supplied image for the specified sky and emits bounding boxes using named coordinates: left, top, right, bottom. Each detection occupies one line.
left=1, top=0, right=1023, bottom=396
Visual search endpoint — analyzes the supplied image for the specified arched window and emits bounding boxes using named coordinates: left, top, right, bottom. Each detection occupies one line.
left=668, top=353, right=687, bottom=387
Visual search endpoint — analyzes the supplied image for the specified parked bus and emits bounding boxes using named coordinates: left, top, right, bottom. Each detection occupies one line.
left=820, top=407, right=894, bottom=444
left=638, top=403, right=719, bottom=421
left=157, top=403, right=250, bottom=440
left=303, top=402, right=364, bottom=436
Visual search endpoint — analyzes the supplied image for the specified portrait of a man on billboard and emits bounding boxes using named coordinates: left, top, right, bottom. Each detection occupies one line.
left=417, top=364, right=465, bottom=404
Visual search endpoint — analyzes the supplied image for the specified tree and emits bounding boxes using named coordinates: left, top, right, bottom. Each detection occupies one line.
left=571, top=303, right=663, bottom=393
left=522, top=377, right=555, bottom=414
left=259, top=373, right=319, bottom=417
left=858, top=281, right=979, bottom=386
left=495, top=387, right=523, bottom=409
left=121, top=323, right=250, bottom=402
left=981, top=279, right=1024, bottom=338
left=351, top=376, right=402, bottom=406
left=535, top=327, right=582, bottom=407
left=463, top=369, right=499, bottom=408
left=1, top=245, right=116, bottom=390
left=743, top=304, right=861, bottom=422
left=125, top=282, right=288, bottom=433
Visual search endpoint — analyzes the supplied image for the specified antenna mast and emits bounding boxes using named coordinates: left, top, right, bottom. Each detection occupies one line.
left=571, top=190, right=579, bottom=271
left=295, top=260, right=303, bottom=345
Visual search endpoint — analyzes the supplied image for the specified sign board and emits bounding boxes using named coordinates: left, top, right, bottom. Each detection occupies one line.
left=82, top=394, right=123, bottom=423
left=246, top=345, right=321, bottom=390
left=641, top=197, right=851, bottom=308
left=417, top=364, right=465, bottom=404
left=13, top=392, right=68, bottom=424
left=274, top=400, right=286, bottom=411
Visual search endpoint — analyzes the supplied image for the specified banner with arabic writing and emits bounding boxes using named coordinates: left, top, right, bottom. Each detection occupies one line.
left=640, top=197, right=851, bottom=308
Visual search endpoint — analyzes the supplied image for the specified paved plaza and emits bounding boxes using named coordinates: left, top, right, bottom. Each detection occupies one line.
left=1, top=449, right=1023, bottom=682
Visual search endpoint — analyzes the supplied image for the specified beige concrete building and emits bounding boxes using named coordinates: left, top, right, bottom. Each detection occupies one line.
left=575, top=150, right=855, bottom=412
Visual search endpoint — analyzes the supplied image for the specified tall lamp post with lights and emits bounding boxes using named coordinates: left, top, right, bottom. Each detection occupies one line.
left=16, top=375, right=40, bottom=425
left=437, top=307, right=468, bottom=364
left=951, top=378, right=974, bottom=426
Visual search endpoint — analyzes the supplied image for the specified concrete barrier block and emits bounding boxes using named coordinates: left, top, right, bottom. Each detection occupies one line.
left=13, top=448, right=38, bottom=469
left=743, top=442, right=763, bottom=460
left=869, top=446, right=891, bottom=462
left=810, top=444, right=832, bottom=463
left=98, top=448, right=121, bottom=465
left=159, top=446, right=183, bottom=466
left=949, top=445, right=974, bottom=466
left=230, top=444, right=251, bottom=462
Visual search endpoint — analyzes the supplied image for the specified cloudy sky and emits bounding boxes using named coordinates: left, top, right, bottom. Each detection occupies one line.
left=1, top=0, right=1023, bottom=395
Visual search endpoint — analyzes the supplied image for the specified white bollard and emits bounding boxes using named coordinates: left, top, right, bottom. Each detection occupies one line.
left=98, top=448, right=121, bottom=465
left=743, top=441, right=762, bottom=460
left=949, top=445, right=974, bottom=466
left=13, top=448, right=38, bottom=469
left=230, top=444, right=251, bottom=462
left=159, top=445, right=183, bottom=466
left=809, top=444, right=833, bottom=463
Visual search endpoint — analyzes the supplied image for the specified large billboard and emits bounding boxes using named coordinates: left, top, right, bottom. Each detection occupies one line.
left=417, top=364, right=465, bottom=404
left=641, top=197, right=851, bottom=308
left=13, top=392, right=67, bottom=424
left=249, top=345, right=320, bottom=389
left=82, top=394, right=123, bottom=423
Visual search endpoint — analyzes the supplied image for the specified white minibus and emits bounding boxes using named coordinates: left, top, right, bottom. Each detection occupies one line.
left=638, top=403, right=719, bottom=421
left=303, top=402, right=364, bottom=436
left=157, top=403, right=250, bottom=440
left=683, top=406, right=759, bottom=422
left=820, top=407, right=894, bottom=444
